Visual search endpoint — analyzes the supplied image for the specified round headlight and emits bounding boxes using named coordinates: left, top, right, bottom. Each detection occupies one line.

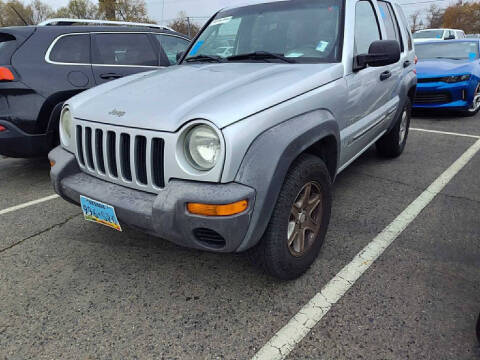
left=60, top=108, right=73, bottom=147
left=185, top=125, right=221, bottom=171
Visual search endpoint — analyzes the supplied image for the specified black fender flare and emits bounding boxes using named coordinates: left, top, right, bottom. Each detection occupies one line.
left=235, top=109, right=340, bottom=252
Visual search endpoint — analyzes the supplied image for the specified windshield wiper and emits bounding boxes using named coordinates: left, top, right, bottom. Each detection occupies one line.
left=185, top=54, right=225, bottom=63
left=227, top=51, right=295, bottom=63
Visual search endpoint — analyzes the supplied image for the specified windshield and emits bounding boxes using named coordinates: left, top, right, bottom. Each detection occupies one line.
left=416, top=41, right=479, bottom=60
left=184, top=0, right=344, bottom=64
left=414, top=30, right=445, bottom=39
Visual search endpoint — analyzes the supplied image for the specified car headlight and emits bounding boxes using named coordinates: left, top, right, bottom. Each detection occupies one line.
left=441, top=74, right=471, bottom=83
left=184, top=125, right=221, bottom=171
left=59, top=108, right=73, bottom=148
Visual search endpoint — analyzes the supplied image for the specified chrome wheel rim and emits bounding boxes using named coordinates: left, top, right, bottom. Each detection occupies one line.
left=399, top=110, right=408, bottom=145
left=287, top=182, right=323, bottom=257
left=469, top=85, right=480, bottom=113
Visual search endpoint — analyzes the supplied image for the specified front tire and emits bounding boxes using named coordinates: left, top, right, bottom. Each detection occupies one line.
left=248, top=154, right=332, bottom=280
left=376, top=98, right=411, bottom=158
left=462, top=83, right=480, bottom=117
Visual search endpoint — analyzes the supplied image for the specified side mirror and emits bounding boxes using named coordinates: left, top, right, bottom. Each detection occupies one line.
left=176, top=51, right=185, bottom=63
left=354, top=40, right=401, bottom=71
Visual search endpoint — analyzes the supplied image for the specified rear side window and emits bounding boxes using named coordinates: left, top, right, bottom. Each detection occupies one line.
left=155, top=34, right=190, bottom=65
left=394, top=4, right=413, bottom=51
left=378, top=1, right=404, bottom=51
left=0, top=33, right=17, bottom=64
left=92, top=33, right=157, bottom=66
left=49, top=34, right=90, bottom=64
left=354, top=1, right=381, bottom=55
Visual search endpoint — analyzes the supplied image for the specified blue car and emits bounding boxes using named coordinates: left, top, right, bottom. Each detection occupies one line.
left=414, top=40, right=480, bottom=115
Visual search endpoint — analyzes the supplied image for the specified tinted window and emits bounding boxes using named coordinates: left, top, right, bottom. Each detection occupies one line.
left=50, top=34, right=90, bottom=64
left=185, top=0, right=344, bottom=64
left=355, top=1, right=381, bottom=55
left=395, top=4, right=413, bottom=51
left=378, top=1, right=403, bottom=51
left=155, top=34, right=190, bottom=65
left=93, top=33, right=157, bottom=66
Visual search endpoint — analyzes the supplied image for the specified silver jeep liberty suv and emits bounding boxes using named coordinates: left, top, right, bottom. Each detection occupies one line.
left=50, top=0, right=417, bottom=280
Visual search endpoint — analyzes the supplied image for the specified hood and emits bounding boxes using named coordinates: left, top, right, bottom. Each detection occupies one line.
left=416, top=59, right=475, bottom=78
left=69, top=62, right=344, bottom=132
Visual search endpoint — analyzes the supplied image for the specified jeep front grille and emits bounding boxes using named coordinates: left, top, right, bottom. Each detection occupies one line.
left=75, top=123, right=165, bottom=192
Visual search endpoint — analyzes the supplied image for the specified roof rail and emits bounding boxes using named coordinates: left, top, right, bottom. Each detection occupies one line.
left=38, top=18, right=174, bottom=32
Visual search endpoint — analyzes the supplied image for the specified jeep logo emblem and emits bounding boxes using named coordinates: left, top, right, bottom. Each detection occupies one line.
left=109, top=109, right=126, bottom=117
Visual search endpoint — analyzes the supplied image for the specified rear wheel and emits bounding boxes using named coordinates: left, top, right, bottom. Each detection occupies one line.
left=376, top=98, right=411, bottom=158
left=248, top=154, right=332, bottom=280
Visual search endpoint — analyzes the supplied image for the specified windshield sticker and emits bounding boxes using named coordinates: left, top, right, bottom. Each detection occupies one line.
left=316, top=41, right=329, bottom=52
left=379, top=7, right=386, bottom=19
left=285, top=52, right=304, bottom=58
left=189, top=40, right=205, bottom=56
left=469, top=52, right=477, bottom=60
left=211, top=16, right=232, bottom=26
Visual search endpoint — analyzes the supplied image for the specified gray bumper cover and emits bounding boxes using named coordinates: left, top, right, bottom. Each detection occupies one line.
left=49, top=147, right=256, bottom=253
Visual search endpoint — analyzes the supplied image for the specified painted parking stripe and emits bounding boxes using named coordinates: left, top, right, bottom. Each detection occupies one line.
left=0, top=195, right=60, bottom=216
left=253, top=138, right=480, bottom=360
left=411, top=127, right=480, bottom=139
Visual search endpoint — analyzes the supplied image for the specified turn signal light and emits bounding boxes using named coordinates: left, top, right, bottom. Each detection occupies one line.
left=414, top=56, right=418, bottom=65
left=0, top=67, right=14, bottom=81
left=50, top=160, right=56, bottom=168
left=187, top=200, right=248, bottom=217
left=0, top=125, right=5, bottom=132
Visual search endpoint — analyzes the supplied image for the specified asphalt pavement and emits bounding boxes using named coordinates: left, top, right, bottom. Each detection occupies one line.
left=0, top=111, right=479, bottom=360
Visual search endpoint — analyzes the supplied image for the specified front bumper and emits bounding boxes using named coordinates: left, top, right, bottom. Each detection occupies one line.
left=0, top=120, right=54, bottom=158
left=49, top=146, right=256, bottom=253
left=413, top=80, right=476, bottom=110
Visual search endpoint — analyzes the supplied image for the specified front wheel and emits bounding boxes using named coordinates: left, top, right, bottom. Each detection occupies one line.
left=463, top=83, right=480, bottom=117
left=248, top=154, right=332, bottom=280
left=376, top=98, right=411, bottom=158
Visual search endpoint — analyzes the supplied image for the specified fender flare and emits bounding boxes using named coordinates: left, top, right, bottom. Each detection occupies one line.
left=235, top=109, right=340, bottom=252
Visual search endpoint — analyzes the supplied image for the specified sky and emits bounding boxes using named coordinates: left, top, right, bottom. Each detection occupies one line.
left=41, top=0, right=454, bottom=25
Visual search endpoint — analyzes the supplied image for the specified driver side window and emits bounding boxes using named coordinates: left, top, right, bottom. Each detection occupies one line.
left=354, top=1, right=381, bottom=55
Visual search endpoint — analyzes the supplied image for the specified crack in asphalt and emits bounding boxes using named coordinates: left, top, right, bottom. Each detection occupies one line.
left=0, top=214, right=81, bottom=255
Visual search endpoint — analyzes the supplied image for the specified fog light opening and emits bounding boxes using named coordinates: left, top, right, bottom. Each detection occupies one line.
left=187, top=200, right=248, bottom=217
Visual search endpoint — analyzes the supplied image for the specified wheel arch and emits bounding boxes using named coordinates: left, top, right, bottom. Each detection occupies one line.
left=235, top=109, right=340, bottom=252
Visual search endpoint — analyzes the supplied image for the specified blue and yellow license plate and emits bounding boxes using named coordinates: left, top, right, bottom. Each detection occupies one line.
left=80, top=196, right=122, bottom=232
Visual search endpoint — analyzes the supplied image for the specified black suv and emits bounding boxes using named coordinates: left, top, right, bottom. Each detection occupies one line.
left=0, top=20, right=190, bottom=158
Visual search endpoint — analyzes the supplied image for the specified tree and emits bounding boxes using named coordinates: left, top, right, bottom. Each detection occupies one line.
left=409, top=10, right=422, bottom=33
left=53, top=0, right=99, bottom=20
left=168, top=11, right=200, bottom=38
left=30, top=0, right=54, bottom=24
left=98, top=0, right=153, bottom=22
left=425, top=4, right=444, bottom=28
left=0, top=0, right=34, bottom=26
left=443, top=2, right=480, bottom=33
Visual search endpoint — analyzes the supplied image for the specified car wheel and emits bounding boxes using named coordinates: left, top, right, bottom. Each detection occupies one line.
left=376, top=98, right=411, bottom=158
left=248, top=154, right=332, bottom=280
left=463, top=83, right=480, bottom=116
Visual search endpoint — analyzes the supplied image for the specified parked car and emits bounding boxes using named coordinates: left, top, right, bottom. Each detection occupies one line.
left=50, top=0, right=416, bottom=280
left=413, top=40, right=480, bottom=115
left=0, top=19, right=190, bottom=158
left=466, top=34, right=480, bottom=39
left=413, top=28, right=465, bottom=43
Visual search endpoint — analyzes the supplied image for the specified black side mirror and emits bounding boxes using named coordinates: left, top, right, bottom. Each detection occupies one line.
left=176, top=51, right=185, bottom=63
left=354, top=40, right=401, bottom=71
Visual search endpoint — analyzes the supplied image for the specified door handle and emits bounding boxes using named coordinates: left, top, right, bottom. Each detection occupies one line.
left=100, top=73, right=123, bottom=80
left=403, top=60, right=411, bottom=68
left=380, top=70, right=392, bottom=81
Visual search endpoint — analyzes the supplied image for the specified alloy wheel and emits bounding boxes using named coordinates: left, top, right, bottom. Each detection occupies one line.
left=287, top=181, right=323, bottom=257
